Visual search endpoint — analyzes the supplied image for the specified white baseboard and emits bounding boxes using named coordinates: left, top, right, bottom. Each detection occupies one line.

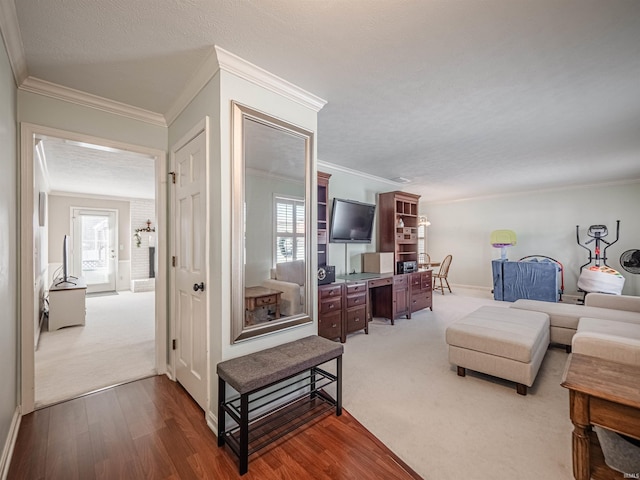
left=450, top=283, right=493, bottom=292
left=0, top=407, right=21, bottom=480
left=206, top=410, right=218, bottom=437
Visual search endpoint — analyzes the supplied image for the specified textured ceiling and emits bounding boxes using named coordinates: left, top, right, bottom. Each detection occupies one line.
left=13, top=0, right=640, bottom=202
left=40, top=137, right=156, bottom=199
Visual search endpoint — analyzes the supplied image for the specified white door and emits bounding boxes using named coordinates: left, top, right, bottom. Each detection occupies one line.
left=72, top=208, right=117, bottom=293
left=173, top=130, right=208, bottom=410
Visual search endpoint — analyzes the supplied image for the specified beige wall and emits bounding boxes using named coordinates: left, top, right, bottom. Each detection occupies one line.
left=47, top=194, right=131, bottom=276
left=424, top=182, right=640, bottom=296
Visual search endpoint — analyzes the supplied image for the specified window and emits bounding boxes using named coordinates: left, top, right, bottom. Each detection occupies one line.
left=275, top=196, right=305, bottom=263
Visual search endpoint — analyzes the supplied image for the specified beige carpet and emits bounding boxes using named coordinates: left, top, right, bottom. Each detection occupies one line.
left=35, top=290, right=156, bottom=408
left=340, top=288, right=573, bottom=480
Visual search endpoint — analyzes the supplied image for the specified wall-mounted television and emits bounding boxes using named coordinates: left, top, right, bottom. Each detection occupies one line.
left=329, top=198, right=376, bottom=244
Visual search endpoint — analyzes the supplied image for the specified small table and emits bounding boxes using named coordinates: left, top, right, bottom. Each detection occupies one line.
left=561, top=353, right=640, bottom=480
left=244, top=286, right=282, bottom=326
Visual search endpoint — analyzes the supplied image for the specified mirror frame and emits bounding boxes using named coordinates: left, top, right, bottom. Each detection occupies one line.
left=231, top=101, right=315, bottom=343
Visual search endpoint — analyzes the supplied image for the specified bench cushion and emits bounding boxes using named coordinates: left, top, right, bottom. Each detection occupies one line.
left=216, top=335, right=343, bottom=394
left=446, top=306, right=549, bottom=363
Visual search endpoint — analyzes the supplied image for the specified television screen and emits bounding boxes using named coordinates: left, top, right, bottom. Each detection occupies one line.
left=329, top=198, right=376, bottom=243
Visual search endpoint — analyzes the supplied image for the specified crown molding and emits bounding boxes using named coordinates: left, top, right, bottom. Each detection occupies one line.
left=19, top=76, right=167, bottom=127
left=317, top=159, right=405, bottom=187
left=424, top=177, right=640, bottom=205
left=0, top=0, right=28, bottom=85
left=214, top=46, right=327, bottom=113
left=165, top=46, right=327, bottom=125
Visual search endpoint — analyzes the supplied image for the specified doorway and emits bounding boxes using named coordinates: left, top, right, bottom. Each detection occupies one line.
left=72, top=208, right=118, bottom=293
left=20, top=123, right=168, bottom=414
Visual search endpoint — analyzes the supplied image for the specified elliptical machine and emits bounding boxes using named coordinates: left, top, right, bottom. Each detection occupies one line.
left=576, top=220, right=621, bottom=303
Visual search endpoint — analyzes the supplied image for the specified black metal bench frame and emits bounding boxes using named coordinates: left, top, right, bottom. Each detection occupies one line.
left=217, top=339, right=342, bottom=475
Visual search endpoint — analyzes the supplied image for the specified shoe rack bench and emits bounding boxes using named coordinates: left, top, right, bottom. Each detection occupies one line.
left=216, top=335, right=343, bottom=475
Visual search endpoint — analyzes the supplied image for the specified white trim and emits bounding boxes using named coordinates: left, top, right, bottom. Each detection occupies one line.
left=19, top=77, right=167, bottom=127
left=48, top=190, right=155, bottom=202
left=317, top=159, right=406, bottom=187
left=165, top=46, right=327, bottom=125
left=0, top=0, right=27, bottom=86
left=424, top=177, right=640, bottom=205
left=206, top=410, right=218, bottom=437
left=0, top=407, right=21, bottom=480
left=19, top=122, right=168, bottom=414
left=215, top=46, right=327, bottom=112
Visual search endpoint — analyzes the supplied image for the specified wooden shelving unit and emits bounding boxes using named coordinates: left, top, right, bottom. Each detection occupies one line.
left=317, top=171, right=331, bottom=267
left=378, top=191, right=421, bottom=274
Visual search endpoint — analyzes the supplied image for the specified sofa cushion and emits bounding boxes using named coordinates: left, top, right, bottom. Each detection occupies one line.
left=275, top=260, right=305, bottom=286
left=572, top=317, right=640, bottom=367
left=446, top=306, right=549, bottom=363
left=511, top=300, right=640, bottom=330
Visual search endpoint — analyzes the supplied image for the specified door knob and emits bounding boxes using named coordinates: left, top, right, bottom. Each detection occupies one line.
left=193, top=282, right=205, bottom=292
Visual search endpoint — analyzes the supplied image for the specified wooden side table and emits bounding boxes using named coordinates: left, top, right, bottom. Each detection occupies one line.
left=244, top=286, right=282, bottom=326
left=561, top=353, right=640, bottom=480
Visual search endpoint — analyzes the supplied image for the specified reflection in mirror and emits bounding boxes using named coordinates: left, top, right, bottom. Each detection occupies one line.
left=231, top=102, right=314, bottom=343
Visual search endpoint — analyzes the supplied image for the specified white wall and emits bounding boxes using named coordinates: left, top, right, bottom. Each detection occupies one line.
left=168, top=66, right=321, bottom=422
left=424, top=182, right=640, bottom=296
left=0, top=34, right=18, bottom=474
left=130, top=199, right=156, bottom=280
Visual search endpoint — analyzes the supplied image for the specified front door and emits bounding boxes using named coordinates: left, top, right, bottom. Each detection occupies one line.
left=173, top=129, right=208, bottom=410
left=72, top=208, right=117, bottom=293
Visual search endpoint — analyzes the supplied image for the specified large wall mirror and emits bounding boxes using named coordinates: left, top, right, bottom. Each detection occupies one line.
left=231, top=102, right=314, bottom=343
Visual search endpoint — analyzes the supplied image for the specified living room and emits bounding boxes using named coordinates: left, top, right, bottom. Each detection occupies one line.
left=2, top=1, right=640, bottom=479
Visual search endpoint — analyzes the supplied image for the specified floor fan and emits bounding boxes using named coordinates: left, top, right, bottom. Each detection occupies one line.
left=620, top=249, right=640, bottom=292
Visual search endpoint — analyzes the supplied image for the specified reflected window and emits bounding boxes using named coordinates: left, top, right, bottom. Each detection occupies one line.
left=275, top=195, right=305, bottom=263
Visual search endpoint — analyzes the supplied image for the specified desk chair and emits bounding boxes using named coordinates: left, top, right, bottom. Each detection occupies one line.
left=418, top=253, right=431, bottom=268
left=433, top=254, right=453, bottom=294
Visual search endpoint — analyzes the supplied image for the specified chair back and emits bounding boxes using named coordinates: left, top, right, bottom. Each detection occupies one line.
left=418, top=253, right=431, bottom=266
left=438, top=255, right=453, bottom=277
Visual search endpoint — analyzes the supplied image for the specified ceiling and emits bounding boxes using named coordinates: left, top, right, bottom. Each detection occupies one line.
left=12, top=0, right=640, bottom=202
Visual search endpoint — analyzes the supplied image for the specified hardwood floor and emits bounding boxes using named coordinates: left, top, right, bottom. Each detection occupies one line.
left=8, top=375, right=422, bottom=479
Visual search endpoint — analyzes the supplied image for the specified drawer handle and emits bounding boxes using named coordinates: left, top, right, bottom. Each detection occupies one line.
left=331, top=323, right=337, bottom=328
left=329, top=304, right=334, bottom=309
left=354, top=318, right=360, bottom=322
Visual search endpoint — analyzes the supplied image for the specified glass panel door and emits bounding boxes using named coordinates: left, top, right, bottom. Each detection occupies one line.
left=72, top=208, right=117, bottom=293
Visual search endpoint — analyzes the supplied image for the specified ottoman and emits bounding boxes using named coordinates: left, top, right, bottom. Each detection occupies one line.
left=445, top=306, right=550, bottom=395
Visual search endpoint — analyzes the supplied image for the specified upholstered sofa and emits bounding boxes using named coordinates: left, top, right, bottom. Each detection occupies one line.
left=510, top=293, right=640, bottom=350
left=262, top=260, right=305, bottom=317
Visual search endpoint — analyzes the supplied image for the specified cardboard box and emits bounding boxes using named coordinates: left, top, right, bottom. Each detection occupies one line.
left=363, top=252, right=394, bottom=273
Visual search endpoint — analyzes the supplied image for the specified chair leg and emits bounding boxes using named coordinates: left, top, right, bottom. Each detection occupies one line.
left=445, top=278, right=452, bottom=293
left=439, top=277, right=444, bottom=295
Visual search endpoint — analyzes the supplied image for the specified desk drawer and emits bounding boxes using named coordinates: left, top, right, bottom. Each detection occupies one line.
left=368, top=277, right=392, bottom=288
left=346, top=282, right=367, bottom=295
left=255, top=294, right=278, bottom=307
left=318, top=311, right=342, bottom=340
left=411, top=294, right=429, bottom=312
left=319, top=284, right=342, bottom=299
left=346, top=306, right=366, bottom=332
left=346, top=293, right=366, bottom=308
left=393, top=275, right=408, bottom=287
left=320, top=297, right=342, bottom=314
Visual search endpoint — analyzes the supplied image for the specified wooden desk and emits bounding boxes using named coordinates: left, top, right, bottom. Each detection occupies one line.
left=244, top=286, right=282, bottom=326
left=561, top=354, right=640, bottom=480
